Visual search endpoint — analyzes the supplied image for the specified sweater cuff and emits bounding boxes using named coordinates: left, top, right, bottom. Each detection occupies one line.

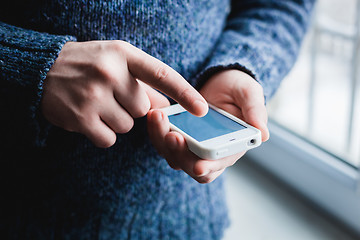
left=0, top=22, right=77, bottom=147
left=194, top=63, right=256, bottom=91
left=33, top=36, right=77, bottom=147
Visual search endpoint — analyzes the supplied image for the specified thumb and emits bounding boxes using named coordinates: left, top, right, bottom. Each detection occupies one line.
left=242, top=105, right=269, bottom=142
left=147, top=109, right=170, bottom=156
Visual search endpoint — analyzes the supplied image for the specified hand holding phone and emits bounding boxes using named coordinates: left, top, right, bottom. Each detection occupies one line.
left=147, top=69, right=268, bottom=183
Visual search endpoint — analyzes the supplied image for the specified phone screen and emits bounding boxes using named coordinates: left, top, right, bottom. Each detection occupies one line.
left=168, top=108, right=246, bottom=142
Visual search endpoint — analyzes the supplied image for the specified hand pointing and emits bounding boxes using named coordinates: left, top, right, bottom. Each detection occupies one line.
left=41, top=40, right=208, bottom=147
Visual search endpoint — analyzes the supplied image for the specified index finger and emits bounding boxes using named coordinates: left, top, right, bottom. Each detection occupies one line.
left=122, top=42, right=208, bottom=116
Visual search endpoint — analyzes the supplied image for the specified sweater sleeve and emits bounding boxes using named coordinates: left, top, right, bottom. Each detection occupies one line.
left=0, top=22, right=76, bottom=148
left=195, top=0, right=315, bottom=101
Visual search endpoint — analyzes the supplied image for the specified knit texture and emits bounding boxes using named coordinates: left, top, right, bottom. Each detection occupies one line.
left=0, top=0, right=314, bottom=239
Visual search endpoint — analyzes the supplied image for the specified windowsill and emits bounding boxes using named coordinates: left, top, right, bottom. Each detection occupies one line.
left=223, top=158, right=359, bottom=240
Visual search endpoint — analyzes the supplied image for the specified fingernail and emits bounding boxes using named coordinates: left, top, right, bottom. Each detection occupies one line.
left=153, top=110, right=163, bottom=122
left=194, top=99, right=208, bottom=116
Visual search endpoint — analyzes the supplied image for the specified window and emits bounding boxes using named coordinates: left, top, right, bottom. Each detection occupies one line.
left=247, top=0, right=360, bottom=236
left=268, top=0, right=360, bottom=167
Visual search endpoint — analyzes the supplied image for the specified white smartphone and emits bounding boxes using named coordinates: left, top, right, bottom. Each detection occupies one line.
left=161, top=104, right=262, bottom=160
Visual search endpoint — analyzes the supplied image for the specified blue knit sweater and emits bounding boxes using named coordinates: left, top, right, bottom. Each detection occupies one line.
left=0, top=1, right=314, bottom=239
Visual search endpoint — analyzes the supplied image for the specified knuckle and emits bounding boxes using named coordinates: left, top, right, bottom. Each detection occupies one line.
left=92, top=47, right=124, bottom=85
left=116, top=119, right=134, bottom=134
left=81, top=123, right=117, bottom=149
left=96, top=137, right=116, bottom=148
left=83, top=122, right=117, bottom=148
left=93, top=58, right=116, bottom=83
left=112, top=40, right=129, bottom=50
left=132, top=101, right=151, bottom=118
left=193, top=163, right=208, bottom=177
left=110, top=40, right=131, bottom=58
left=197, top=176, right=214, bottom=184
left=94, top=137, right=116, bottom=148
left=155, top=65, right=170, bottom=84
left=85, top=84, right=105, bottom=102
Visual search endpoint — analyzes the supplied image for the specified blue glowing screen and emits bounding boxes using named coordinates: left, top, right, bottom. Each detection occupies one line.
left=168, top=108, right=246, bottom=142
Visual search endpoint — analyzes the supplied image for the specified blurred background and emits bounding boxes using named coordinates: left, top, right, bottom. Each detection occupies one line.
left=268, top=0, right=360, bottom=168
left=223, top=0, right=360, bottom=239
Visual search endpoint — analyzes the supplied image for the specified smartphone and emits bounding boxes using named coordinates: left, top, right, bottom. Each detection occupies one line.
left=162, top=104, right=262, bottom=160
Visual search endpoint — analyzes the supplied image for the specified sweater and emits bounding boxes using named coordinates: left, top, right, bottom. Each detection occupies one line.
left=0, top=0, right=314, bottom=239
